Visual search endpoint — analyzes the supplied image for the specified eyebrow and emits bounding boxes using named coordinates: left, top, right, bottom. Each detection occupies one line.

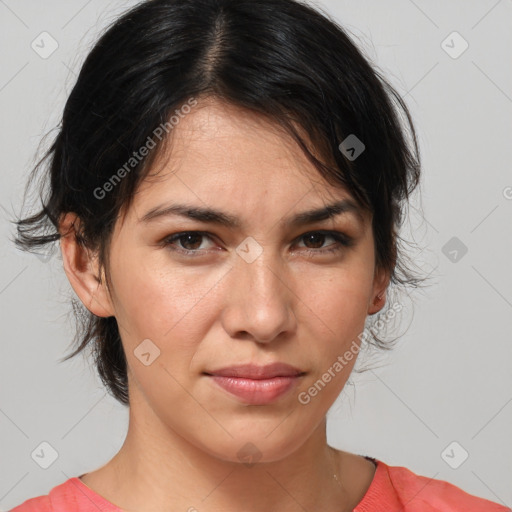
left=140, top=198, right=364, bottom=228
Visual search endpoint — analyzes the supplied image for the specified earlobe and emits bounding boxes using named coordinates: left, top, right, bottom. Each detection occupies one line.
left=58, top=212, right=115, bottom=318
left=368, top=291, right=385, bottom=315
left=367, top=266, right=390, bottom=315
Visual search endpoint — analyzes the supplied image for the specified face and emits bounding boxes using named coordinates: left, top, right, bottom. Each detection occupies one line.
left=62, top=97, right=388, bottom=464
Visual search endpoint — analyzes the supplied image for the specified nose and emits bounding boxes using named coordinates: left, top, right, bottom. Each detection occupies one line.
left=221, top=249, right=297, bottom=344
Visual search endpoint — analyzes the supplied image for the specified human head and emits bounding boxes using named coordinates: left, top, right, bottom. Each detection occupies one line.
left=14, top=0, right=424, bottom=407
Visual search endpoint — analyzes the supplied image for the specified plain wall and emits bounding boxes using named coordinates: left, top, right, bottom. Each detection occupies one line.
left=0, top=0, right=511, bottom=509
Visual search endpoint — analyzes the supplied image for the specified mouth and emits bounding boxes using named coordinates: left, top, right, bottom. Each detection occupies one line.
left=203, top=363, right=306, bottom=405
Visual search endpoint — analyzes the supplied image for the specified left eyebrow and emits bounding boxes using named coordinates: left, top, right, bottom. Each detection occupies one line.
left=139, top=198, right=364, bottom=228
left=284, top=198, right=364, bottom=228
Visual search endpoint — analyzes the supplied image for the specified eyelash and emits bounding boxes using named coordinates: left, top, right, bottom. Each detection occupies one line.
left=161, top=230, right=353, bottom=257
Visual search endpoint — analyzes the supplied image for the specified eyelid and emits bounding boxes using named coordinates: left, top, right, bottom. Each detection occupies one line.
left=161, top=231, right=218, bottom=253
left=291, top=230, right=354, bottom=253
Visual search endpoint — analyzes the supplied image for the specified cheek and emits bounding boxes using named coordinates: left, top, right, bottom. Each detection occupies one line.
left=298, top=267, right=372, bottom=335
left=109, top=250, right=226, bottom=347
left=295, top=267, right=372, bottom=394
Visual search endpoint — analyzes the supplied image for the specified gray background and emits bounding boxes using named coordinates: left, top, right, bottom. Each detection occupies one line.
left=1, top=0, right=511, bottom=509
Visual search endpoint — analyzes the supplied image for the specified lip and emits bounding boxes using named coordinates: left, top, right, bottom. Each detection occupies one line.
left=205, top=363, right=304, bottom=379
left=203, top=363, right=306, bottom=405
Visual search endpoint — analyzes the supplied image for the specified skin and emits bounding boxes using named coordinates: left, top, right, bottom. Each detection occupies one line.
left=59, top=97, right=389, bottom=512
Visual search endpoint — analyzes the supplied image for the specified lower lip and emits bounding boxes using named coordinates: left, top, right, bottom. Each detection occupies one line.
left=207, top=375, right=302, bottom=405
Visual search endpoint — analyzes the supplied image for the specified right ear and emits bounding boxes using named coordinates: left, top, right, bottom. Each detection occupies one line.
left=58, top=212, right=115, bottom=318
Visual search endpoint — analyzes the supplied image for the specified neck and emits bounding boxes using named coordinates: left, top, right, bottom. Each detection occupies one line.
left=80, top=400, right=371, bottom=512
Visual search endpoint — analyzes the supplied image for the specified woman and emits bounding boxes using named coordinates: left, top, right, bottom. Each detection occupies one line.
left=10, top=0, right=509, bottom=510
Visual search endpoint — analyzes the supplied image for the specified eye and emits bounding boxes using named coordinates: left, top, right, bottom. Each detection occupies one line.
left=294, top=230, right=353, bottom=255
left=162, top=231, right=217, bottom=256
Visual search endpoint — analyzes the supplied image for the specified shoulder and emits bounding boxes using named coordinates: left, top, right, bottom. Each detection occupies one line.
left=355, top=458, right=511, bottom=512
left=10, top=492, right=53, bottom=512
left=10, top=494, right=52, bottom=512
left=385, top=462, right=509, bottom=511
left=9, top=477, right=93, bottom=512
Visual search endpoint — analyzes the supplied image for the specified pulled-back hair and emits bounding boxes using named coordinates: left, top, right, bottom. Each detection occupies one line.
left=13, top=0, right=426, bottom=406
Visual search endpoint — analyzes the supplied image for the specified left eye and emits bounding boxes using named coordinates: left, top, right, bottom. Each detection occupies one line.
left=294, top=231, right=353, bottom=254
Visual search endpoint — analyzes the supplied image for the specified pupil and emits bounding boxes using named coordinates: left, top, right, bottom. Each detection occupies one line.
left=304, top=233, right=324, bottom=249
left=181, top=234, right=202, bottom=250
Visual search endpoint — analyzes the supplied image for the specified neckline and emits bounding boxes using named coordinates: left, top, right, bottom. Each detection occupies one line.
left=354, top=456, right=384, bottom=509
left=66, top=476, right=124, bottom=511
left=68, top=457, right=384, bottom=511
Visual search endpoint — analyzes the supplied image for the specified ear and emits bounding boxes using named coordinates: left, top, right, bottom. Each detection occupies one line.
left=367, top=265, right=390, bottom=315
left=59, top=212, right=115, bottom=318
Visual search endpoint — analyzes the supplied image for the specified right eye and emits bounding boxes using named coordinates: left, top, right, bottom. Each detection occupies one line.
left=162, top=231, right=218, bottom=256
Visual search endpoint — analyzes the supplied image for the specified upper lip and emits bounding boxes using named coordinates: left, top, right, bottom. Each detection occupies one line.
left=204, top=363, right=305, bottom=379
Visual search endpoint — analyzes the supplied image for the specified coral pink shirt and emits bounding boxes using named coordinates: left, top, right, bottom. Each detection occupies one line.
left=10, top=458, right=510, bottom=511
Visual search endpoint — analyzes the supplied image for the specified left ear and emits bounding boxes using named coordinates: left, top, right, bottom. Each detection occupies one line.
left=367, top=265, right=390, bottom=315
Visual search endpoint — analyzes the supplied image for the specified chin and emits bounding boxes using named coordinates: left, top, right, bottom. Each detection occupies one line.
left=187, top=424, right=310, bottom=466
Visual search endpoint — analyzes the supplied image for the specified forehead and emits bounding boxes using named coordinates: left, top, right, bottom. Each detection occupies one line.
left=156, top=98, right=322, bottom=181
left=125, top=98, right=368, bottom=227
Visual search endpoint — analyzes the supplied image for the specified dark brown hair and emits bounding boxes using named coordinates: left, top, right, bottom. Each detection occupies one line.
left=12, top=0, right=426, bottom=406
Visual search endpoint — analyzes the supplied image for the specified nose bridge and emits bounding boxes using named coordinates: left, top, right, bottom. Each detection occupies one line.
left=243, top=251, right=283, bottom=299
left=224, top=241, right=295, bottom=342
